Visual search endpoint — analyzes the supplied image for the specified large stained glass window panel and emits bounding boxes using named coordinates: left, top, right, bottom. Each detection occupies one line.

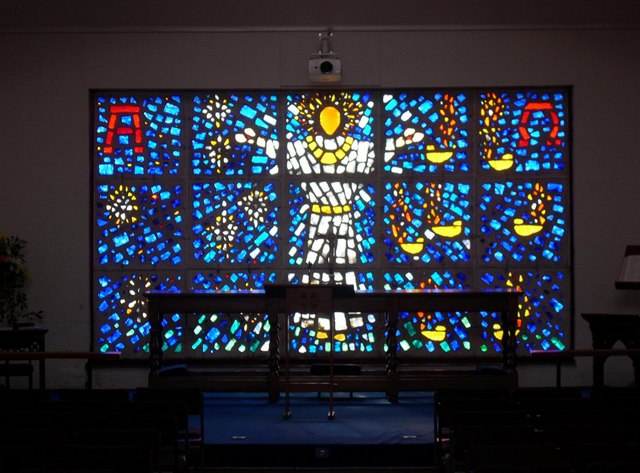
left=382, top=270, right=469, bottom=291
left=287, top=310, right=383, bottom=356
left=394, top=310, right=473, bottom=355
left=186, top=270, right=276, bottom=358
left=288, top=270, right=375, bottom=290
left=92, top=88, right=572, bottom=359
left=191, top=270, right=277, bottom=292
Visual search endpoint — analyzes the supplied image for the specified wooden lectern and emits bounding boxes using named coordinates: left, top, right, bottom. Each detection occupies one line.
left=265, top=283, right=355, bottom=420
left=616, top=245, right=640, bottom=290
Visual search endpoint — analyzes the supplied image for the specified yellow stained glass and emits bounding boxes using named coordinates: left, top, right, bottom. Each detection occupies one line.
left=320, top=106, right=341, bottom=136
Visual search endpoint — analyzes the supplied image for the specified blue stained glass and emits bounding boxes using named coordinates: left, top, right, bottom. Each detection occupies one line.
left=95, top=95, right=182, bottom=176
left=240, top=105, right=257, bottom=119
left=94, top=88, right=571, bottom=358
left=192, top=182, right=278, bottom=265
left=96, top=183, right=184, bottom=267
left=384, top=97, right=398, bottom=111
left=479, top=91, right=567, bottom=173
left=383, top=92, right=469, bottom=174
left=191, top=93, right=278, bottom=176
left=95, top=273, right=183, bottom=353
left=479, top=269, right=568, bottom=352
left=479, top=181, right=567, bottom=264
left=206, top=327, right=221, bottom=343
left=164, top=102, right=180, bottom=116
left=383, top=181, right=471, bottom=264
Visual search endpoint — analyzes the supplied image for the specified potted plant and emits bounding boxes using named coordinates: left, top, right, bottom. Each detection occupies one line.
left=0, top=234, right=43, bottom=327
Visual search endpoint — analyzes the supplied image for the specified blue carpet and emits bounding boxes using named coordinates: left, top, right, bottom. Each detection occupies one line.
left=203, top=391, right=435, bottom=446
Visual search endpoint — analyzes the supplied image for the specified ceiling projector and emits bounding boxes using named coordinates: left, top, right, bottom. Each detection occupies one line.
left=308, top=31, right=341, bottom=84
left=308, top=55, right=342, bottom=83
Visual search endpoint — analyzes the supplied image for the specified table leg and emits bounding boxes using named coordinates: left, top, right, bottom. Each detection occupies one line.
left=328, top=312, right=335, bottom=420
left=38, top=358, right=45, bottom=389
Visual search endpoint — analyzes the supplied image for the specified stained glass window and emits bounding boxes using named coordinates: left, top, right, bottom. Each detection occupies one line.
left=192, top=93, right=279, bottom=176
left=96, top=95, right=183, bottom=176
left=92, top=88, right=572, bottom=360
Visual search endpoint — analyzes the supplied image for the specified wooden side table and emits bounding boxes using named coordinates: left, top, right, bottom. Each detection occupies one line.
left=582, top=313, right=640, bottom=386
left=0, top=325, right=48, bottom=389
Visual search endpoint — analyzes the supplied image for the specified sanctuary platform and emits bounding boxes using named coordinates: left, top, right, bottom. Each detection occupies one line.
left=201, top=391, right=436, bottom=469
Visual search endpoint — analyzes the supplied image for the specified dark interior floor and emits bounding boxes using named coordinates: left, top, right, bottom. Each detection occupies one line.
left=201, top=391, right=436, bottom=468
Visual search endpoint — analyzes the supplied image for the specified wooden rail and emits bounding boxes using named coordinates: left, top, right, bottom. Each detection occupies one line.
left=0, top=351, right=121, bottom=389
left=530, top=349, right=640, bottom=387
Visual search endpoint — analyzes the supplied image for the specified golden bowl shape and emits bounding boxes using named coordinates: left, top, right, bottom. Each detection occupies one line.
left=400, top=242, right=425, bottom=254
left=514, top=224, right=543, bottom=237
left=431, top=221, right=462, bottom=237
left=487, top=159, right=514, bottom=171
left=487, top=153, right=515, bottom=171
left=422, top=326, right=446, bottom=342
left=426, top=151, right=453, bottom=163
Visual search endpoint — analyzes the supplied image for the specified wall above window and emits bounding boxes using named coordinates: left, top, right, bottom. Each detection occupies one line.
left=3, top=0, right=639, bottom=33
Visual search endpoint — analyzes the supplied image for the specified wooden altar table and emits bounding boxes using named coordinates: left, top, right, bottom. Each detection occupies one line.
left=145, top=288, right=522, bottom=399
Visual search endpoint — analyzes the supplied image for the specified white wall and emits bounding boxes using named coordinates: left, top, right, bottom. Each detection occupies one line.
left=1, top=25, right=639, bottom=389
